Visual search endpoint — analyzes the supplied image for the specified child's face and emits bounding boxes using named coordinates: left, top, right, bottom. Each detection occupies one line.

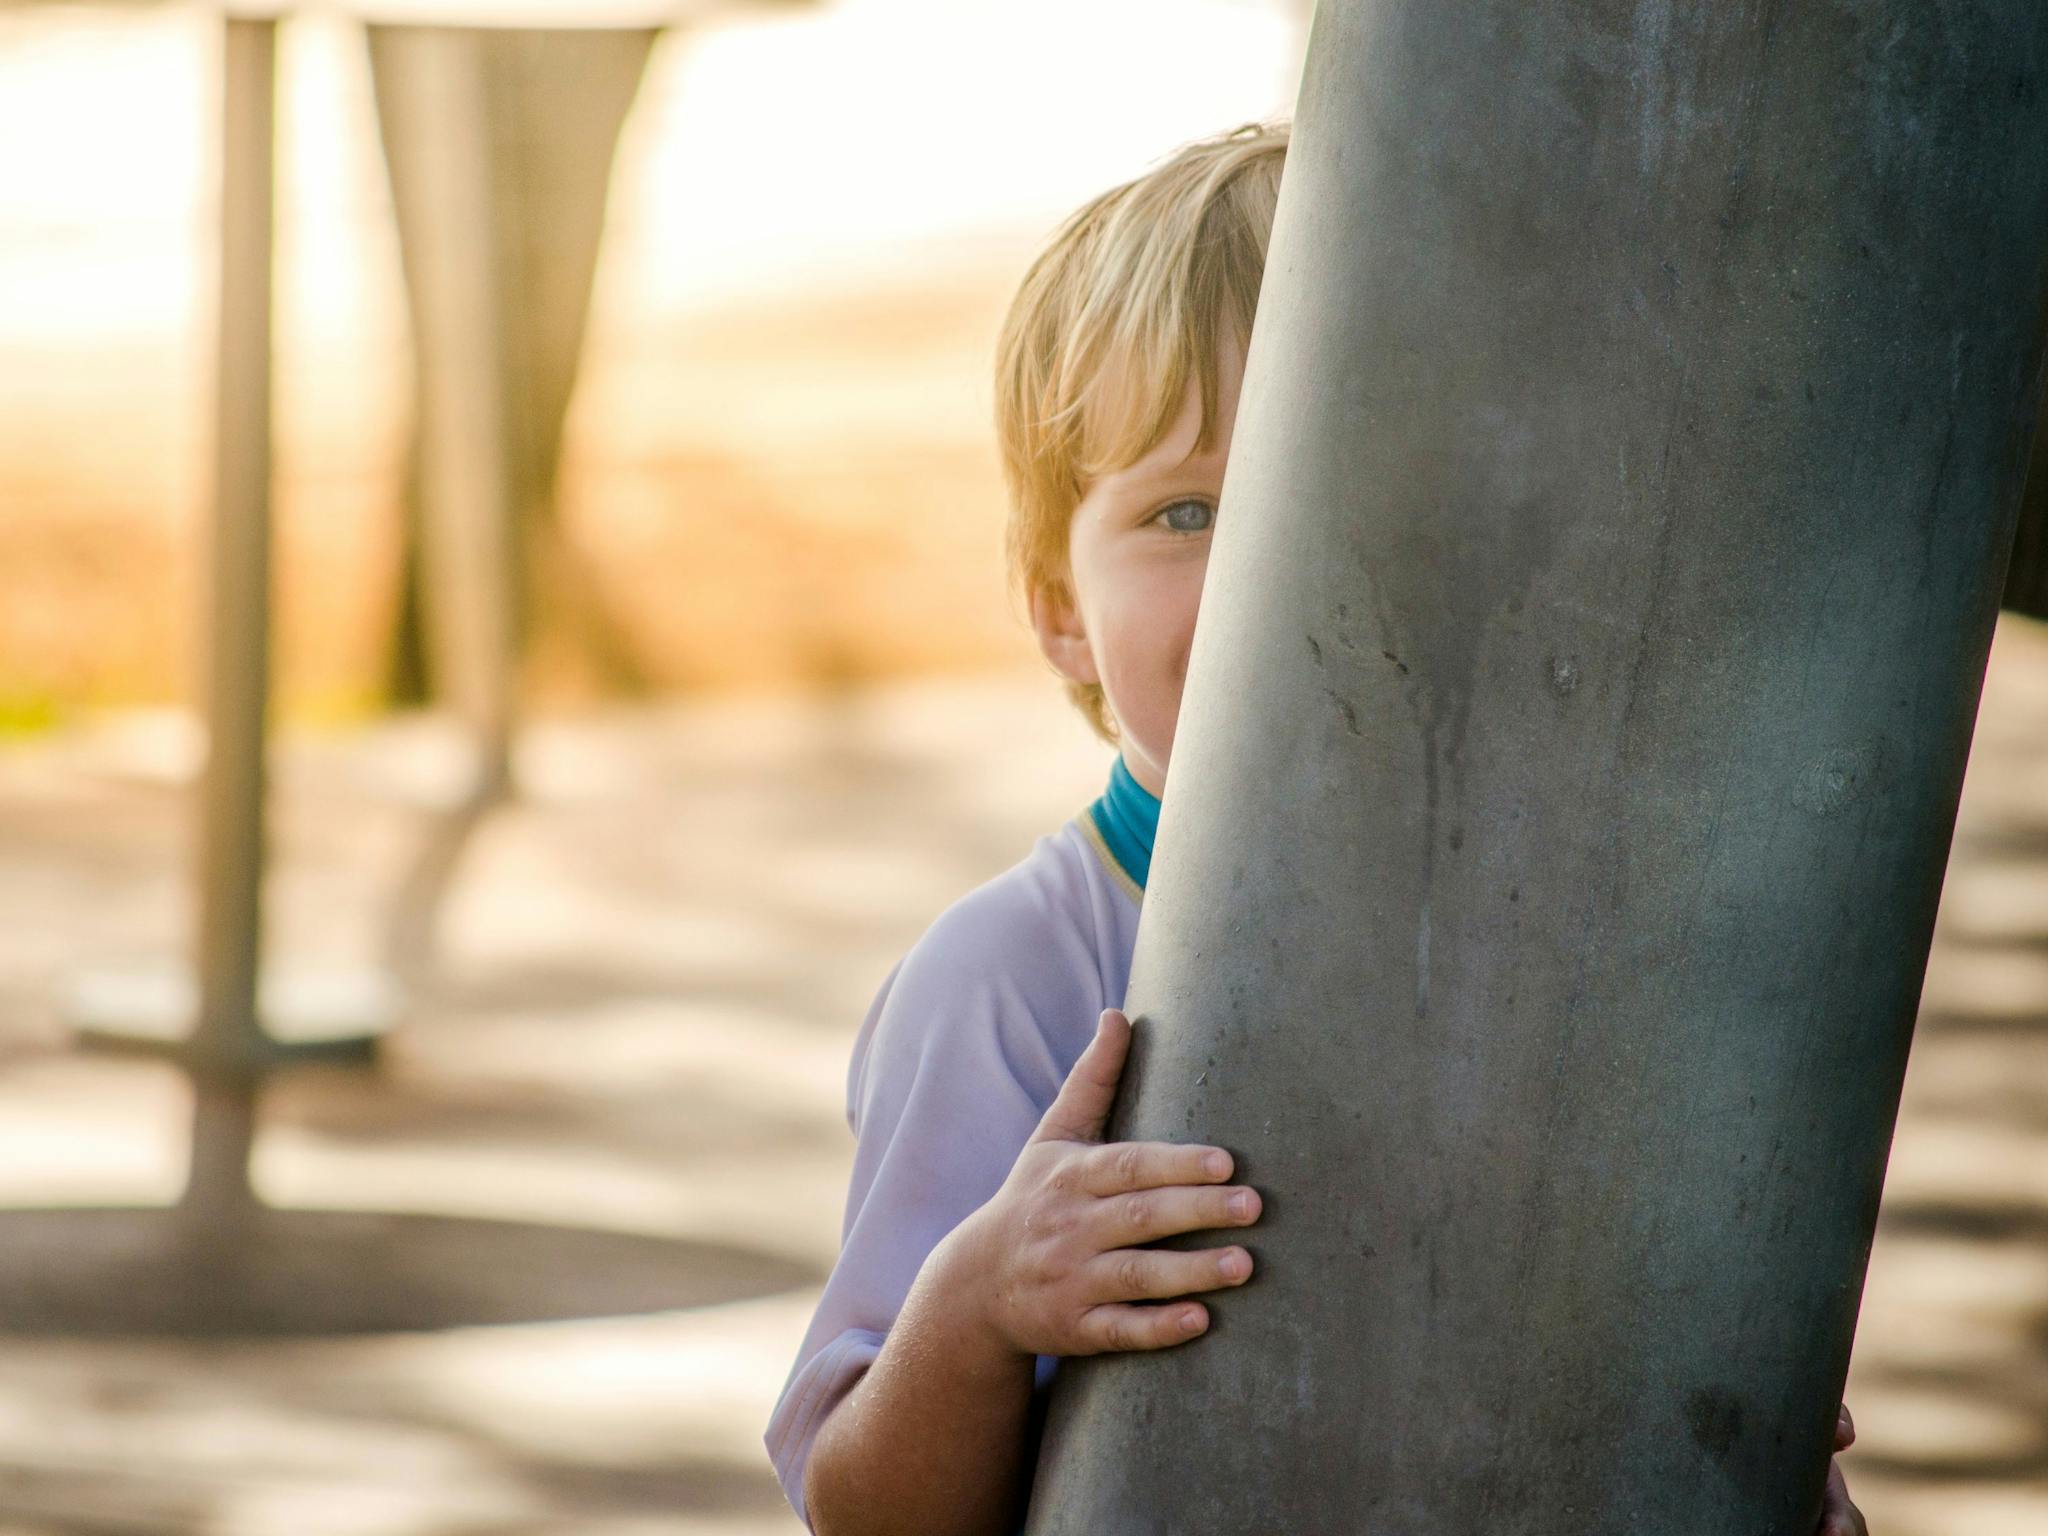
left=1030, top=338, right=1245, bottom=800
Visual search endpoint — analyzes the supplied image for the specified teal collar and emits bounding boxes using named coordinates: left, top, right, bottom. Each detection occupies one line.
left=1086, top=754, right=1160, bottom=894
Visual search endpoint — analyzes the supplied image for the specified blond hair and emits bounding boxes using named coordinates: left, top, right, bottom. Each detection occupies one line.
left=994, top=120, right=1289, bottom=744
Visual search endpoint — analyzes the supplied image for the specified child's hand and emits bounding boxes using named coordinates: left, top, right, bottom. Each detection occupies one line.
left=1818, top=1403, right=1867, bottom=1535
left=946, top=1007, right=1260, bottom=1359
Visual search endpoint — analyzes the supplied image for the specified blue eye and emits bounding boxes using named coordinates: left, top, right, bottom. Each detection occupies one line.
left=1154, top=498, right=1214, bottom=534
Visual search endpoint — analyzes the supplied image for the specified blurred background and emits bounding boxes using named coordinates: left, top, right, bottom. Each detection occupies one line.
left=0, top=1, right=2042, bottom=1532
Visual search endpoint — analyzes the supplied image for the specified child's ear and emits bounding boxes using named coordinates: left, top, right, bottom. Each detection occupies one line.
left=1028, top=577, right=1100, bottom=687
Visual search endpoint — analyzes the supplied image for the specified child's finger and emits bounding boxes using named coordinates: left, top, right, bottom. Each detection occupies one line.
left=1818, top=1457, right=1867, bottom=1536
left=1834, top=1403, right=1855, bottom=1450
left=1095, top=1182, right=1260, bottom=1249
left=1083, top=1243, right=1252, bottom=1305
left=1030, top=1009, right=1132, bottom=1145
left=1075, top=1299, right=1209, bottom=1353
left=1078, top=1138, right=1234, bottom=1195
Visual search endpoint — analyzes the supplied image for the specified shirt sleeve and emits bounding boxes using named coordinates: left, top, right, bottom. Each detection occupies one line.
left=762, top=871, right=1103, bottom=1530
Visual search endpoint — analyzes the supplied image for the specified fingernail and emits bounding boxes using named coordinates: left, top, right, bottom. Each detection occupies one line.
left=1206, top=1151, right=1230, bottom=1178
left=1180, top=1308, right=1204, bottom=1333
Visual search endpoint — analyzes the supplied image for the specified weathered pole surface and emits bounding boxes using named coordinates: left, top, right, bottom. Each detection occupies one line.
left=1027, top=4, right=2048, bottom=1533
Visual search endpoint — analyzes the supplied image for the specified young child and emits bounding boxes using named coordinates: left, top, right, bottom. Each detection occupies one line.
left=763, top=121, right=1867, bottom=1536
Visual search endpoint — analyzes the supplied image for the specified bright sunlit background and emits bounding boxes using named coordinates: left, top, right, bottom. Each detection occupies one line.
left=0, top=0, right=1307, bottom=717
left=0, top=3, right=2044, bottom=1534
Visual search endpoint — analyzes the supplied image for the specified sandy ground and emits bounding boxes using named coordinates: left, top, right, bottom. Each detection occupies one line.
left=0, top=623, right=2043, bottom=1534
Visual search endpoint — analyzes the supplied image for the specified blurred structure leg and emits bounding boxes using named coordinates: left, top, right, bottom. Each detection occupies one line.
left=66, top=15, right=387, bottom=1228
left=180, top=12, right=278, bottom=1226
left=366, top=26, right=654, bottom=978
left=183, top=13, right=386, bottom=1223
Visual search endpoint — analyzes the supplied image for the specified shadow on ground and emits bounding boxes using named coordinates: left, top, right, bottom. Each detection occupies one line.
left=0, top=1207, right=819, bottom=1337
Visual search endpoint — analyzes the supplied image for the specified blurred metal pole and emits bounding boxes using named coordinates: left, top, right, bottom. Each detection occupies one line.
left=1027, top=3, right=2048, bottom=1532
left=180, top=12, right=278, bottom=1226
left=60, top=13, right=387, bottom=1224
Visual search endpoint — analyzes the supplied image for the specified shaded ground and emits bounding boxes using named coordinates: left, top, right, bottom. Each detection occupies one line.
left=0, top=628, right=2044, bottom=1532
left=0, top=668, right=1114, bottom=1535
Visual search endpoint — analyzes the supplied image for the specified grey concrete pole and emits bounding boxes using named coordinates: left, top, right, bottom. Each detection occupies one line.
left=1027, top=5, right=2048, bottom=1533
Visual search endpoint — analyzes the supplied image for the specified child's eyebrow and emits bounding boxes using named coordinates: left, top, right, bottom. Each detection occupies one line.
left=1117, top=448, right=1223, bottom=489
left=1101, top=470, right=1190, bottom=514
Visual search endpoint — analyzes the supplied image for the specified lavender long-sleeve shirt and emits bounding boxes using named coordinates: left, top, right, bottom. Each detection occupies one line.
left=763, top=810, right=1145, bottom=1529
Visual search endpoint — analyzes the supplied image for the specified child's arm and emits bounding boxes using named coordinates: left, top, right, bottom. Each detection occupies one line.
left=803, top=1008, right=1261, bottom=1536
left=798, top=1227, right=1036, bottom=1536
